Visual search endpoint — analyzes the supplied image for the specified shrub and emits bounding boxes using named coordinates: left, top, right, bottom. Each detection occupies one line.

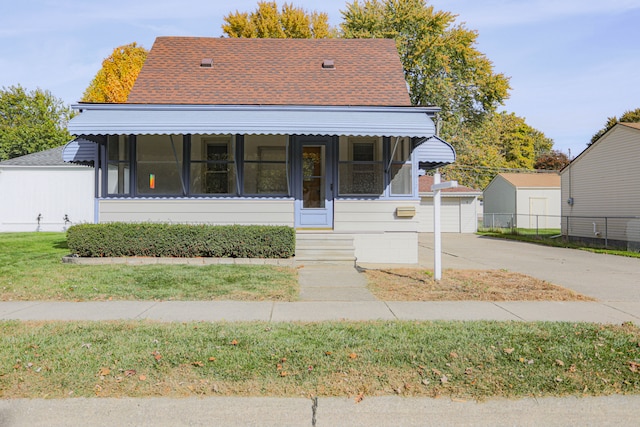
left=66, top=223, right=295, bottom=258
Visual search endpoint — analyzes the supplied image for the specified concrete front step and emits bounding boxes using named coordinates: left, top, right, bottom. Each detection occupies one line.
left=295, top=233, right=356, bottom=263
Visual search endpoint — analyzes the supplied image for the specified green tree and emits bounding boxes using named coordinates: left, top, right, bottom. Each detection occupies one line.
left=223, top=1, right=333, bottom=38
left=341, top=0, right=511, bottom=129
left=82, top=42, right=148, bottom=103
left=443, top=112, right=553, bottom=189
left=0, top=85, right=73, bottom=161
left=534, top=150, right=570, bottom=171
left=590, top=107, right=640, bottom=144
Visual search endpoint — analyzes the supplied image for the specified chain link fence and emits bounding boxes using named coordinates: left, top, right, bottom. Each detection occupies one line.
left=481, top=213, right=640, bottom=251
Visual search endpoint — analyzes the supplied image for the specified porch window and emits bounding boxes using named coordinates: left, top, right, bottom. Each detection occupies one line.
left=243, top=135, right=289, bottom=195
left=136, top=135, right=185, bottom=195
left=389, top=137, right=413, bottom=196
left=338, top=137, right=384, bottom=196
left=106, top=135, right=130, bottom=195
left=190, top=135, right=236, bottom=195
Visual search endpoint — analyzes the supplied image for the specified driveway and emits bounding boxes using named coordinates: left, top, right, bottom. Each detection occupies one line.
left=418, top=233, right=640, bottom=302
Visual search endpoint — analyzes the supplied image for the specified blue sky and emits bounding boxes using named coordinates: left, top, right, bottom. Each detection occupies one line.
left=2, top=0, right=639, bottom=158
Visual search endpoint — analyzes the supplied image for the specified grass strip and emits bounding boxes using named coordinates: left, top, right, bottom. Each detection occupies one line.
left=1, top=320, right=638, bottom=399
left=477, top=230, right=640, bottom=258
left=0, top=233, right=297, bottom=301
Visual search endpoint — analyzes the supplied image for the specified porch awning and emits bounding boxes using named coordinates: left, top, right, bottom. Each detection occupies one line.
left=414, top=136, right=456, bottom=171
left=62, top=138, right=97, bottom=163
left=68, top=104, right=439, bottom=138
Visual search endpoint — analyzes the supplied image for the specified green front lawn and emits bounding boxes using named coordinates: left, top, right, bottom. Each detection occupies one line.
left=0, top=233, right=298, bottom=301
left=1, top=320, right=638, bottom=399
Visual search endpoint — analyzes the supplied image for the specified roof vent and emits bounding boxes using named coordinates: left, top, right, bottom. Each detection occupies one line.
left=200, top=58, right=213, bottom=68
left=322, top=59, right=335, bottom=69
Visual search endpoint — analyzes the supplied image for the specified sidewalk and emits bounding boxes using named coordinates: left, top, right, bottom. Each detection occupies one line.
left=2, top=395, right=639, bottom=427
left=2, top=299, right=640, bottom=323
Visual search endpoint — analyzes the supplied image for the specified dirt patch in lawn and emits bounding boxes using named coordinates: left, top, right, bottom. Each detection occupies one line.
left=364, top=268, right=595, bottom=301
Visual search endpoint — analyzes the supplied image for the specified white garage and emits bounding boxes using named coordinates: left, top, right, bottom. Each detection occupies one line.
left=0, top=146, right=95, bottom=232
left=418, top=175, right=481, bottom=233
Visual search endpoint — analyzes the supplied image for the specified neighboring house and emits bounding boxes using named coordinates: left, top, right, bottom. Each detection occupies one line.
left=483, top=173, right=561, bottom=229
left=0, top=146, right=94, bottom=232
left=64, top=37, right=455, bottom=263
left=561, top=122, right=640, bottom=250
left=417, top=175, right=481, bottom=233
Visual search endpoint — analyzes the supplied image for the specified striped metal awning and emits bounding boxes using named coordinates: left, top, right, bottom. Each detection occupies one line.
left=414, top=136, right=456, bottom=171
left=68, top=104, right=439, bottom=138
left=62, top=138, right=97, bottom=163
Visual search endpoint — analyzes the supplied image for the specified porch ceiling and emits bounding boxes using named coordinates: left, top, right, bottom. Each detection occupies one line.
left=68, top=104, right=438, bottom=138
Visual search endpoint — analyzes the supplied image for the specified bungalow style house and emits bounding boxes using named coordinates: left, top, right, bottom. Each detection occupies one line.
left=64, top=37, right=455, bottom=263
left=561, top=123, right=640, bottom=250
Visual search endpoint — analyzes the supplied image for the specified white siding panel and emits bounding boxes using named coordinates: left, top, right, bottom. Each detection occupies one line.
left=0, top=167, right=94, bottom=232
left=483, top=176, right=515, bottom=215
left=334, top=200, right=419, bottom=232
left=99, top=199, right=294, bottom=226
left=517, top=189, right=561, bottom=229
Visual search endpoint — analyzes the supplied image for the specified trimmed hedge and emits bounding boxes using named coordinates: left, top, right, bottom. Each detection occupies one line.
left=66, top=223, right=295, bottom=258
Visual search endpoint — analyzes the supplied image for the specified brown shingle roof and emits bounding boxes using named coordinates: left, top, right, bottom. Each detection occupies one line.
left=498, top=173, right=560, bottom=188
left=620, top=122, right=640, bottom=130
left=127, top=37, right=411, bottom=106
left=419, top=175, right=481, bottom=194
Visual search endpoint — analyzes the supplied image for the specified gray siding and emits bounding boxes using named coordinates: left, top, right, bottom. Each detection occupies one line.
left=561, top=125, right=640, bottom=245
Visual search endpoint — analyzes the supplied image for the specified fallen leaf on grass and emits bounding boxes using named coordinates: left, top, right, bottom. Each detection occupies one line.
left=124, top=369, right=137, bottom=377
left=280, top=371, right=288, bottom=377
left=555, top=359, right=565, bottom=367
left=152, top=351, right=162, bottom=361
left=139, top=375, right=147, bottom=381
left=464, top=367, right=473, bottom=375
left=208, top=357, right=216, bottom=362
left=449, top=352, right=458, bottom=359
left=98, top=367, right=110, bottom=377
left=349, top=353, right=358, bottom=359
left=230, top=339, right=238, bottom=346
left=629, top=361, right=640, bottom=373
left=504, top=348, right=514, bottom=355
left=440, top=375, right=448, bottom=384
left=355, top=392, right=364, bottom=403
left=192, top=361, right=204, bottom=367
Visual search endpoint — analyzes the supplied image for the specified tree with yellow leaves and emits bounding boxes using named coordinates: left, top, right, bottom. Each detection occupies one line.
left=82, top=42, right=148, bottom=103
left=223, top=1, right=333, bottom=38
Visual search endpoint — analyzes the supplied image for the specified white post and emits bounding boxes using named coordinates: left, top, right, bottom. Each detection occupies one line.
left=431, top=173, right=458, bottom=281
left=433, top=172, right=442, bottom=280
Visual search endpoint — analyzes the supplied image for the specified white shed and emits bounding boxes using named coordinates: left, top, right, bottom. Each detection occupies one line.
left=418, top=175, right=481, bottom=233
left=0, top=146, right=95, bottom=232
left=483, top=172, right=561, bottom=229
left=561, top=123, right=640, bottom=250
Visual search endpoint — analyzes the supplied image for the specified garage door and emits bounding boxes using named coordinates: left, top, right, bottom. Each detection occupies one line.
left=418, top=197, right=477, bottom=233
